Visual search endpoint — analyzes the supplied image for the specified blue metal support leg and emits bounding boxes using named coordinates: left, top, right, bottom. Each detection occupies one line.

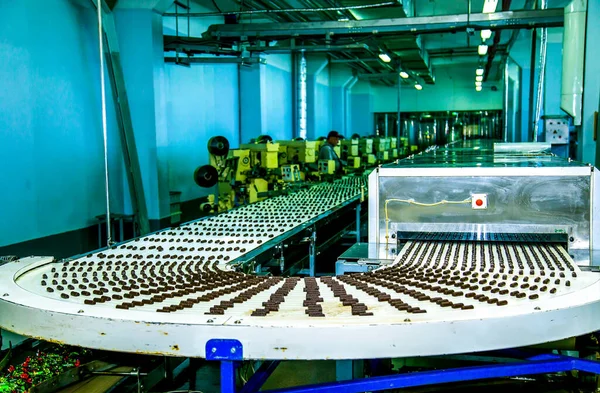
left=258, top=357, right=600, bottom=393
left=221, top=361, right=237, bottom=393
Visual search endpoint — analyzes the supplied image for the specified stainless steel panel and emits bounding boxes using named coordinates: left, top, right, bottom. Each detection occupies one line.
left=377, top=175, right=591, bottom=250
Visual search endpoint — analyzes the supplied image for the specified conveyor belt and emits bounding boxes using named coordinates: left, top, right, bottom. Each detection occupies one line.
left=1, top=177, right=600, bottom=360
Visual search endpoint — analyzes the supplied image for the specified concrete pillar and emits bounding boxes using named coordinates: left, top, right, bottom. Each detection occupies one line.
left=582, top=0, right=600, bottom=165
left=114, top=9, right=170, bottom=226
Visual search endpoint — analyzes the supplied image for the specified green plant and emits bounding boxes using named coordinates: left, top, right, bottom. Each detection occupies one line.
left=0, top=346, right=88, bottom=393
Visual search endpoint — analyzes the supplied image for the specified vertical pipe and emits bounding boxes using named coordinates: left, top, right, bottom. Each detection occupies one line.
left=355, top=204, right=361, bottom=243
left=384, top=114, right=388, bottom=137
left=397, top=72, right=401, bottom=142
left=533, top=0, right=548, bottom=141
left=237, top=64, right=243, bottom=146
left=528, top=28, right=537, bottom=141
left=298, top=51, right=307, bottom=139
left=97, top=1, right=112, bottom=246
left=503, top=59, right=509, bottom=142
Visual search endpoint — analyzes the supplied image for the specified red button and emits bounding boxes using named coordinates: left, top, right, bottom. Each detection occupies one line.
left=476, top=199, right=483, bottom=207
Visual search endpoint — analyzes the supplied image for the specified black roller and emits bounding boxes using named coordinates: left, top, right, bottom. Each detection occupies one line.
left=207, top=136, right=229, bottom=156
left=194, top=165, right=219, bottom=188
left=255, top=135, right=273, bottom=144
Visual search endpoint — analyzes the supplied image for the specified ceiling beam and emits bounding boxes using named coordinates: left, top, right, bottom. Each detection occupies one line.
left=165, top=56, right=267, bottom=64
left=206, top=8, right=564, bottom=39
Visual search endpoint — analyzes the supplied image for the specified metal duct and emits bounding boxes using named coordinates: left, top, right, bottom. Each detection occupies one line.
left=533, top=0, right=548, bottom=141
left=299, top=51, right=308, bottom=140
left=561, top=0, right=587, bottom=126
left=163, top=1, right=397, bottom=17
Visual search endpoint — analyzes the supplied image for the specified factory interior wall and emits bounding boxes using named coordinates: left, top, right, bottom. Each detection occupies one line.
left=371, top=65, right=504, bottom=116
left=164, top=63, right=239, bottom=202
left=349, top=81, right=375, bottom=136
left=0, top=1, right=125, bottom=255
left=509, top=29, right=539, bottom=143
left=330, top=65, right=354, bottom=137
left=262, top=54, right=294, bottom=142
left=305, top=55, right=330, bottom=140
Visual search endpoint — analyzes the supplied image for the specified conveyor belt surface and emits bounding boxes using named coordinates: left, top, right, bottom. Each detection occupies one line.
left=1, top=177, right=600, bottom=359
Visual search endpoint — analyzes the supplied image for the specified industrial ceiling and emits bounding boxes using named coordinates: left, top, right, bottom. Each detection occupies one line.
left=160, top=0, right=566, bottom=86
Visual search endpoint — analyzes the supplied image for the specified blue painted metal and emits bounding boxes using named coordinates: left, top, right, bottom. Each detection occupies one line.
left=221, top=361, right=237, bottom=393
left=252, top=356, right=600, bottom=393
left=240, top=361, right=281, bottom=393
left=206, top=339, right=243, bottom=361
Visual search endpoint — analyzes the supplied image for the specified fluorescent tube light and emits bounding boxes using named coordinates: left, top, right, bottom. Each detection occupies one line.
left=378, top=53, right=391, bottom=63
left=483, top=0, right=498, bottom=13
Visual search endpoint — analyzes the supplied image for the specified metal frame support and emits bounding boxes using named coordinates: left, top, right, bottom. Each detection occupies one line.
left=207, top=9, right=564, bottom=39
left=355, top=204, right=361, bottom=243
left=210, top=340, right=600, bottom=393
left=92, top=0, right=151, bottom=235
left=308, top=229, right=317, bottom=277
left=240, top=361, right=281, bottom=393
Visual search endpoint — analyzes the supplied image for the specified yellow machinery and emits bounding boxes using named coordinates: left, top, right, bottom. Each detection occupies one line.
left=194, top=136, right=280, bottom=213
left=277, top=140, right=318, bottom=181
left=341, top=138, right=361, bottom=170
left=278, top=140, right=317, bottom=165
left=281, top=164, right=301, bottom=182
left=318, top=159, right=336, bottom=175
left=359, top=137, right=376, bottom=165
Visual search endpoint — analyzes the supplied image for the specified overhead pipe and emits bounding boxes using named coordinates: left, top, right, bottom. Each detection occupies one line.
left=532, top=0, right=548, bottom=141
left=164, top=1, right=396, bottom=17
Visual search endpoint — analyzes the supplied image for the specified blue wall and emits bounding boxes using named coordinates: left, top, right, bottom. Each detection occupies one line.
left=263, top=54, right=293, bottom=141
left=0, top=1, right=124, bottom=247
left=165, top=63, right=239, bottom=201
left=350, top=81, right=375, bottom=136
left=313, top=66, right=332, bottom=139
left=240, top=55, right=293, bottom=143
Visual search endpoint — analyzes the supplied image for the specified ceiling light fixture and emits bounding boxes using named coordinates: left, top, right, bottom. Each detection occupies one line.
left=476, top=86, right=483, bottom=91
left=483, top=0, right=498, bottom=13
left=378, top=53, right=391, bottom=63
left=475, top=81, right=482, bottom=87
left=414, top=83, right=423, bottom=90
left=478, top=44, right=489, bottom=56
left=481, top=29, right=492, bottom=40
left=476, top=68, right=484, bottom=76
left=399, top=71, right=409, bottom=79
left=476, top=75, right=483, bottom=82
